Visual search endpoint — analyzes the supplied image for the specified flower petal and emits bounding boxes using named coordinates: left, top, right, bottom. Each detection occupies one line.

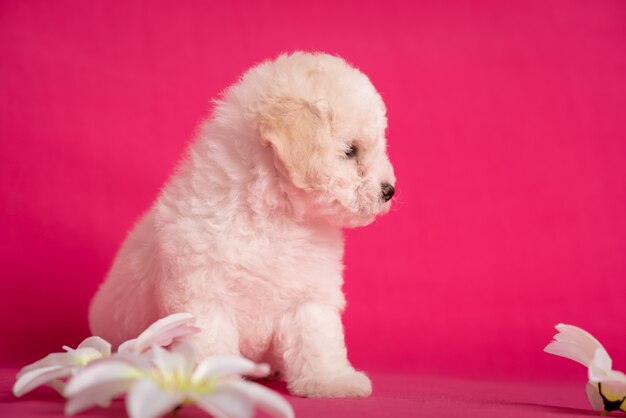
left=224, top=380, right=294, bottom=418
left=151, top=345, right=194, bottom=382
left=64, top=360, right=143, bottom=397
left=153, top=325, right=201, bottom=348
left=130, top=313, right=197, bottom=354
left=585, top=382, right=604, bottom=411
left=588, top=348, right=613, bottom=382
left=77, top=336, right=111, bottom=356
left=49, top=379, right=65, bottom=395
left=126, top=378, right=183, bottom=418
left=64, top=380, right=133, bottom=416
left=16, top=352, right=74, bottom=379
left=192, top=387, right=254, bottom=418
left=193, top=355, right=270, bottom=383
left=117, top=338, right=137, bottom=354
left=13, top=365, right=73, bottom=397
left=65, top=394, right=107, bottom=416
left=107, top=352, right=153, bottom=372
left=544, top=324, right=609, bottom=368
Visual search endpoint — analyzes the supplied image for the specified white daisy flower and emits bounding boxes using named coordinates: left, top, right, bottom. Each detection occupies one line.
left=64, top=344, right=294, bottom=418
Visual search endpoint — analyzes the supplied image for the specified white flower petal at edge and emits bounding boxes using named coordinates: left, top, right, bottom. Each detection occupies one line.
left=118, top=312, right=201, bottom=354
left=544, top=323, right=607, bottom=368
left=13, top=366, right=73, bottom=397
left=545, top=323, right=626, bottom=414
left=64, top=344, right=294, bottom=418
left=12, top=336, right=111, bottom=397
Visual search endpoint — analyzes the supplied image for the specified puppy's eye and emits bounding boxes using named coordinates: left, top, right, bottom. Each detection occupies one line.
left=344, top=144, right=358, bottom=159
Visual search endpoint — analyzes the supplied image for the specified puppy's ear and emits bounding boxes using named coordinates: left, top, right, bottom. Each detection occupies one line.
left=259, top=97, right=332, bottom=190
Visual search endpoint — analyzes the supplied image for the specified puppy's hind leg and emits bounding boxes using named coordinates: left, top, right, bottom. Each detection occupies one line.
left=159, top=275, right=240, bottom=358
left=187, top=303, right=240, bottom=358
left=275, top=303, right=372, bottom=398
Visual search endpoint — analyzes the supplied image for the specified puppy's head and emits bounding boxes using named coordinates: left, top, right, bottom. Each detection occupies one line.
left=235, top=52, right=395, bottom=227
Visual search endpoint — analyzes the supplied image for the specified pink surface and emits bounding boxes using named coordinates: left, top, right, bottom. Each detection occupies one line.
left=0, top=366, right=602, bottom=418
left=1, top=0, right=626, bottom=416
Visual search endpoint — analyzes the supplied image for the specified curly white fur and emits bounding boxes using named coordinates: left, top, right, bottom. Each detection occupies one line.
left=89, top=52, right=395, bottom=398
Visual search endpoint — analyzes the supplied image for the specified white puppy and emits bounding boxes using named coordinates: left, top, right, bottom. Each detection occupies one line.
left=89, top=52, right=395, bottom=398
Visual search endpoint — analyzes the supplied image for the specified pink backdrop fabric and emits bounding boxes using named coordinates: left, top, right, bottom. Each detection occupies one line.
left=1, top=1, right=626, bottom=416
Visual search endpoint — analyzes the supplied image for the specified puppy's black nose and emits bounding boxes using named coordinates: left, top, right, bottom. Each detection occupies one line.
left=381, top=182, right=395, bottom=202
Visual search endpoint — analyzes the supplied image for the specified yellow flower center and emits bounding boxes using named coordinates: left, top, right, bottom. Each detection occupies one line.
left=149, top=369, right=217, bottom=395
left=74, top=352, right=103, bottom=366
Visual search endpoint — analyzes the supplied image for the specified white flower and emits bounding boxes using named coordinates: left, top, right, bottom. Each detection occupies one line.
left=64, top=344, right=295, bottom=418
left=13, top=313, right=200, bottom=397
left=545, top=323, right=626, bottom=414
left=12, top=312, right=289, bottom=418
left=13, top=336, right=111, bottom=397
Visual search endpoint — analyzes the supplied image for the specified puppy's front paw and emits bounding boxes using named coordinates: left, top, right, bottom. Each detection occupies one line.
left=288, top=371, right=372, bottom=398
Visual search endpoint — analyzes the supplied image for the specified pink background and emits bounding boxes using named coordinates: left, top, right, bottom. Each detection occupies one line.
left=1, top=1, right=626, bottom=415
